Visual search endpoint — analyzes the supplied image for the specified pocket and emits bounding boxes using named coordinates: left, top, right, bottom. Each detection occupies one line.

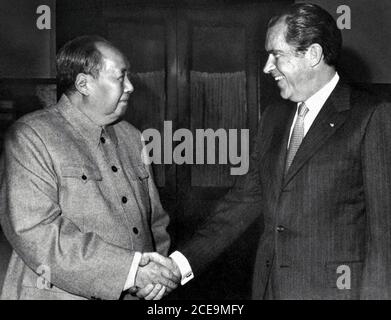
left=21, top=264, right=69, bottom=295
left=20, top=286, right=85, bottom=300
left=127, top=165, right=151, bottom=211
left=128, top=165, right=149, bottom=181
left=60, top=164, right=102, bottom=182
left=128, top=165, right=150, bottom=192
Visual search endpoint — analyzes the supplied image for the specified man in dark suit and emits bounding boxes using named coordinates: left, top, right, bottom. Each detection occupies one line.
left=146, top=3, right=391, bottom=299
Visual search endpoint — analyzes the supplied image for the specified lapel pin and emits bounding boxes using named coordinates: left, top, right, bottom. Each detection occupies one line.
left=329, top=123, right=335, bottom=127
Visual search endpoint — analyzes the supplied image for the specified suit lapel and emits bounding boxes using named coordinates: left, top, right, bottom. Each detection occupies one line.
left=283, top=82, right=352, bottom=187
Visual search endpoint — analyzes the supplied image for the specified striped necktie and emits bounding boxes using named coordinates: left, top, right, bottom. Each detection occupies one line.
left=285, top=102, right=309, bottom=174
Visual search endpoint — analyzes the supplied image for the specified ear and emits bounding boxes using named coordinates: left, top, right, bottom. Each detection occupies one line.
left=74, top=73, right=90, bottom=96
left=306, top=43, right=323, bottom=68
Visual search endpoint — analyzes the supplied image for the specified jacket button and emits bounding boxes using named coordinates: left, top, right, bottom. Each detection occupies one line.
left=81, top=175, right=87, bottom=180
left=112, top=166, right=118, bottom=172
left=133, top=227, right=139, bottom=235
left=266, top=260, right=271, bottom=267
left=276, top=225, right=285, bottom=232
left=100, top=137, right=105, bottom=143
left=122, top=196, right=127, bottom=203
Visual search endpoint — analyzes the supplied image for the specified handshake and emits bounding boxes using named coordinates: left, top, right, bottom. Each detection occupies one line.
left=130, top=252, right=181, bottom=300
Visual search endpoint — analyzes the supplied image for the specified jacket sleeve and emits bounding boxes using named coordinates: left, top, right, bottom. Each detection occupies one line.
left=145, top=162, right=171, bottom=256
left=0, top=122, right=134, bottom=300
left=361, top=102, right=391, bottom=299
left=138, top=130, right=171, bottom=256
left=177, top=114, right=270, bottom=276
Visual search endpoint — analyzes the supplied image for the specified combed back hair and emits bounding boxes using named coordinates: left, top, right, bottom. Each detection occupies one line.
left=56, top=35, right=113, bottom=94
left=268, top=3, right=342, bottom=66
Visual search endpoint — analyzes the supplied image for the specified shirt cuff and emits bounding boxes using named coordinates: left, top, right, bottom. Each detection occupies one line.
left=169, top=251, right=194, bottom=285
left=123, top=251, right=142, bottom=290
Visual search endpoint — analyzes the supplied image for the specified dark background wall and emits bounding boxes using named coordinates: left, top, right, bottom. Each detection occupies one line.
left=1, top=0, right=391, bottom=300
left=2, top=0, right=391, bottom=83
left=299, top=0, right=391, bottom=85
left=0, top=0, right=56, bottom=79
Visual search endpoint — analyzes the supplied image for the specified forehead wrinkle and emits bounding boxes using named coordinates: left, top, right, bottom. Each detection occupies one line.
left=99, top=55, right=128, bottom=79
left=266, top=24, right=296, bottom=55
left=99, top=56, right=117, bottom=76
left=96, top=42, right=128, bottom=74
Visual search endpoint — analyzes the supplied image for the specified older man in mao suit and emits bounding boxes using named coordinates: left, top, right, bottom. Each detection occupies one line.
left=0, top=36, right=192, bottom=300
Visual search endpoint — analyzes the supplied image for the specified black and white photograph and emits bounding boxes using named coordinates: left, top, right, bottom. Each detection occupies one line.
left=1, top=0, right=391, bottom=305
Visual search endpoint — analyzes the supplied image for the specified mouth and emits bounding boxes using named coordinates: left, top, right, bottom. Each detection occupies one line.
left=270, top=71, right=284, bottom=81
left=269, top=68, right=284, bottom=82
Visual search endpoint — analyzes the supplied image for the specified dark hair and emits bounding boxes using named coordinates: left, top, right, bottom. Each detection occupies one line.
left=268, top=3, right=342, bottom=66
left=56, top=35, right=112, bottom=94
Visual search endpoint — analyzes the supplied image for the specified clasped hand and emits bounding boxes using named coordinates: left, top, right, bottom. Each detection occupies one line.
left=130, top=252, right=181, bottom=300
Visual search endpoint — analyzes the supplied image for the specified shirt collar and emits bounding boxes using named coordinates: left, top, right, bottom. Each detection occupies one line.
left=299, top=72, right=340, bottom=112
left=56, top=94, right=118, bottom=148
left=103, top=126, right=119, bottom=146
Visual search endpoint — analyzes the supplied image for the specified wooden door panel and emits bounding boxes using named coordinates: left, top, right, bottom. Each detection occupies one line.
left=105, top=8, right=177, bottom=191
left=173, top=3, right=290, bottom=299
left=100, top=1, right=291, bottom=299
left=176, top=4, right=287, bottom=225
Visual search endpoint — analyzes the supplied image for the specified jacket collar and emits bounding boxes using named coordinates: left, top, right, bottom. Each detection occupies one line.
left=276, top=81, right=352, bottom=188
left=55, top=94, right=118, bottom=148
left=282, top=81, right=352, bottom=186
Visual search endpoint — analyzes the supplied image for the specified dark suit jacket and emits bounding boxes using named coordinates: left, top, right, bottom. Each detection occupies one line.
left=179, top=81, right=391, bottom=299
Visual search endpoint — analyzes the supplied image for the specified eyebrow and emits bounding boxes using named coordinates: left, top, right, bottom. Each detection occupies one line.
left=117, top=68, right=128, bottom=76
left=266, top=49, right=284, bottom=55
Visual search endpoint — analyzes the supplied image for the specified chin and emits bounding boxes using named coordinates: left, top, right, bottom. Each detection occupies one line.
left=280, top=90, right=298, bottom=102
left=116, top=104, right=128, bottom=115
left=279, top=90, right=290, bottom=100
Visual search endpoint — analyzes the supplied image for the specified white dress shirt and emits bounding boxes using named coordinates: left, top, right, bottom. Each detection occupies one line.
left=124, top=251, right=194, bottom=290
left=287, top=72, right=340, bottom=146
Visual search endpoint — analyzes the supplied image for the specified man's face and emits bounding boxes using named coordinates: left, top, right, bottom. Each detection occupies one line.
left=263, top=20, right=312, bottom=102
left=88, top=43, right=133, bottom=125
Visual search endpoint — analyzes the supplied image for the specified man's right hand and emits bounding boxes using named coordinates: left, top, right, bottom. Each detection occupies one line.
left=132, top=252, right=180, bottom=300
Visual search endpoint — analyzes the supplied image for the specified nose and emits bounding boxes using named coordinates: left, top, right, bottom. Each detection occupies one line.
left=124, top=75, right=134, bottom=94
left=263, top=54, right=276, bottom=74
